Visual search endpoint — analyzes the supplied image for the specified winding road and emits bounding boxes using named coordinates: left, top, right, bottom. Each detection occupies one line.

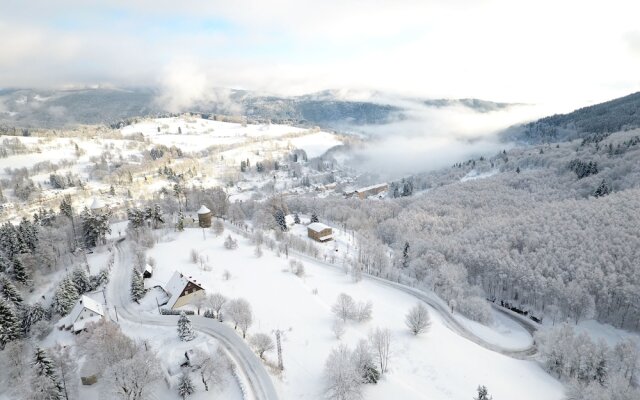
left=107, top=240, right=279, bottom=400
left=291, top=249, right=539, bottom=359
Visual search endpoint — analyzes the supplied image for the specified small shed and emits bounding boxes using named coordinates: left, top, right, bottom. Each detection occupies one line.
left=197, top=205, right=212, bottom=228
left=307, top=222, right=333, bottom=242
left=89, top=197, right=106, bottom=213
left=164, top=271, right=205, bottom=309
left=143, top=264, right=153, bottom=279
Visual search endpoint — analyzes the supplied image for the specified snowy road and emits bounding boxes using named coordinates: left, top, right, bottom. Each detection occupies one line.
left=290, top=249, right=538, bottom=359
left=108, top=240, right=279, bottom=400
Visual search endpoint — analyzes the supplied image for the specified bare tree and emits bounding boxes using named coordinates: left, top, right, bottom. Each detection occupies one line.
left=324, top=344, right=362, bottom=400
left=354, top=301, right=373, bottom=322
left=102, top=349, right=163, bottom=400
left=369, top=327, right=392, bottom=374
left=225, top=298, right=253, bottom=338
left=212, top=219, right=224, bottom=236
left=332, top=293, right=355, bottom=322
left=51, top=343, right=79, bottom=400
left=405, top=303, right=431, bottom=335
left=190, top=348, right=229, bottom=392
left=332, top=319, right=345, bottom=340
left=249, top=333, right=275, bottom=359
left=205, top=293, right=227, bottom=321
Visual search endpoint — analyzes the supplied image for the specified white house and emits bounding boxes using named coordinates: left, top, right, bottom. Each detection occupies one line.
left=59, top=295, right=105, bottom=333
left=164, top=271, right=205, bottom=310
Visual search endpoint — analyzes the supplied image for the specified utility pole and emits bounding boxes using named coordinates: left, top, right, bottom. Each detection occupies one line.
left=274, top=329, right=284, bottom=371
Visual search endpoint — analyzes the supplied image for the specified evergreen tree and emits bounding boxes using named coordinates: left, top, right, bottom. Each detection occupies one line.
left=310, top=213, right=319, bottom=223
left=594, top=179, right=611, bottom=197
left=516, top=166, right=521, bottom=174
left=273, top=209, right=287, bottom=232
left=127, top=207, right=146, bottom=228
left=177, top=372, right=195, bottom=399
left=59, top=195, right=77, bottom=248
left=402, top=242, right=410, bottom=269
left=474, top=385, right=492, bottom=400
left=131, top=269, right=145, bottom=302
left=147, top=204, right=164, bottom=229
left=0, top=274, right=23, bottom=304
left=52, top=276, right=79, bottom=316
left=0, top=251, right=10, bottom=273
left=18, top=217, right=38, bottom=253
left=12, top=257, right=29, bottom=284
left=176, top=211, right=185, bottom=232
left=71, top=267, right=91, bottom=294
left=0, top=222, right=22, bottom=259
left=32, top=347, right=63, bottom=399
left=362, top=362, right=380, bottom=384
left=294, top=213, right=301, bottom=224
left=177, top=312, right=196, bottom=341
left=81, top=207, right=111, bottom=248
left=0, top=298, right=20, bottom=348
left=109, top=185, right=116, bottom=196
left=21, top=302, right=47, bottom=336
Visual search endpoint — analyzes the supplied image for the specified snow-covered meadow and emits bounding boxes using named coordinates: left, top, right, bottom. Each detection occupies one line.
left=141, top=227, right=565, bottom=400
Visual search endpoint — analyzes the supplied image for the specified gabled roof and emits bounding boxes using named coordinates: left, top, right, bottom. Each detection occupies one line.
left=164, top=271, right=204, bottom=309
left=59, top=295, right=104, bottom=331
left=90, top=198, right=106, bottom=210
left=197, top=205, right=211, bottom=215
left=308, top=222, right=331, bottom=232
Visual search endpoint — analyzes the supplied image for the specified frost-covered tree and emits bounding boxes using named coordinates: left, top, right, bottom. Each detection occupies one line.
left=0, top=298, right=20, bottom=349
left=102, top=349, right=163, bottom=400
left=80, top=207, right=111, bottom=248
left=249, top=333, right=275, bottom=359
left=32, top=347, right=63, bottom=399
left=12, top=256, right=29, bottom=284
left=594, top=179, right=611, bottom=197
left=351, top=340, right=379, bottom=384
left=332, top=319, right=345, bottom=340
left=52, top=276, right=79, bottom=316
left=177, top=372, right=195, bottom=399
left=212, top=219, right=224, bottom=236
left=332, top=293, right=356, bottom=322
left=405, top=303, right=431, bottom=335
left=191, top=348, right=229, bottom=392
left=223, top=235, right=238, bottom=250
left=204, top=293, right=227, bottom=321
left=369, top=327, right=391, bottom=374
left=51, top=343, right=79, bottom=400
left=21, top=302, right=47, bottom=336
left=131, top=269, right=145, bottom=302
left=273, top=209, right=287, bottom=232
left=71, top=267, right=91, bottom=294
left=401, top=241, right=410, bottom=269
left=225, top=298, right=252, bottom=338
left=0, top=274, right=23, bottom=305
left=176, top=211, right=185, bottom=232
left=310, top=213, right=319, bottom=223
left=294, top=213, right=300, bottom=224
left=324, top=344, right=362, bottom=400
left=474, top=385, right=492, bottom=400
left=177, top=312, right=196, bottom=341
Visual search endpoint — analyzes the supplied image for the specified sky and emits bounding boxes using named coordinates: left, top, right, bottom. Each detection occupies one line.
left=2, top=0, right=640, bottom=111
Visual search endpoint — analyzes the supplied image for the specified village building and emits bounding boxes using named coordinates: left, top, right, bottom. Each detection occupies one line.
left=164, top=271, right=205, bottom=309
left=143, top=264, right=153, bottom=279
left=197, top=205, right=212, bottom=228
left=344, top=183, right=388, bottom=199
left=307, top=222, right=333, bottom=242
left=59, top=295, right=105, bottom=333
left=89, top=197, right=106, bottom=213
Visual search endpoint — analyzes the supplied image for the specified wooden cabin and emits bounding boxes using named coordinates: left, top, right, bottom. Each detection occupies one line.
left=307, top=222, right=333, bottom=242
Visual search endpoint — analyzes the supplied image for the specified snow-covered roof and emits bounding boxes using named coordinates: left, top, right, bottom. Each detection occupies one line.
left=164, top=271, right=204, bottom=309
left=355, top=183, right=387, bottom=192
left=144, top=264, right=153, bottom=273
left=308, top=222, right=331, bottom=232
left=90, top=198, right=106, bottom=209
left=59, top=295, right=104, bottom=332
left=318, top=234, right=333, bottom=241
left=197, top=205, right=211, bottom=215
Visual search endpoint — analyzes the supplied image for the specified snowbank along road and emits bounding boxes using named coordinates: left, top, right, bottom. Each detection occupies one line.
left=108, top=240, right=279, bottom=400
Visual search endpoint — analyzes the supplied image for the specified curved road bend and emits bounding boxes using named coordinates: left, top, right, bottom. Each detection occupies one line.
left=108, top=241, right=279, bottom=400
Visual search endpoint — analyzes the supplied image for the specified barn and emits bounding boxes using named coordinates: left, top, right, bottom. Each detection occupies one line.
left=164, top=271, right=205, bottom=309
left=307, top=222, right=333, bottom=242
left=59, top=295, right=105, bottom=333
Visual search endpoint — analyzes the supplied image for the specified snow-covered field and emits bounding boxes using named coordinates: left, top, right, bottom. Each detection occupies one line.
left=143, top=227, right=565, bottom=400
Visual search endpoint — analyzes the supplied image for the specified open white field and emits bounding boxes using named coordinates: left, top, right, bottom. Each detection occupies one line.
left=143, top=227, right=564, bottom=400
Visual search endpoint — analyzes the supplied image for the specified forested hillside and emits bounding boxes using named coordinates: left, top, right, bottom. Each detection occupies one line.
left=288, top=128, right=640, bottom=331
left=509, top=92, right=640, bottom=143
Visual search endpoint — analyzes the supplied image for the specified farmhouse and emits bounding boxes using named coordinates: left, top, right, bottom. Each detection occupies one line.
left=307, top=222, right=333, bottom=242
left=59, top=295, right=105, bottom=333
left=164, top=271, right=205, bottom=309
left=344, top=183, right=388, bottom=199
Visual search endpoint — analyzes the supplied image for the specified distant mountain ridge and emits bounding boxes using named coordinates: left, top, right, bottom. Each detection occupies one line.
left=0, top=87, right=518, bottom=130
